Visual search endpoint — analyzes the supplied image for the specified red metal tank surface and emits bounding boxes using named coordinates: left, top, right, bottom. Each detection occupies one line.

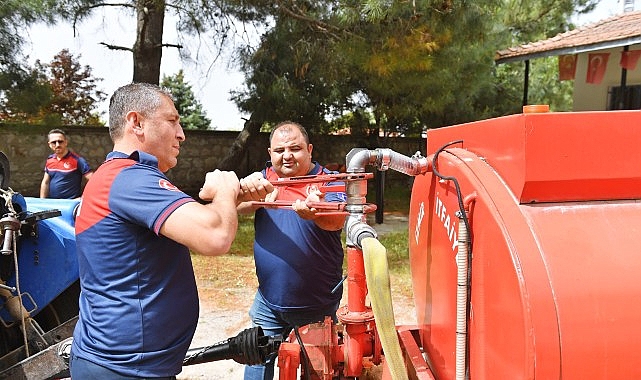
left=408, top=110, right=641, bottom=379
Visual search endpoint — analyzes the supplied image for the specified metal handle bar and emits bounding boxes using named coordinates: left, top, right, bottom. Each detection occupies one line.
left=269, top=172, right=373, bottom=187
left=251, top=172, right=377, bottom=215
left=248, top=201, right=377, bottom=216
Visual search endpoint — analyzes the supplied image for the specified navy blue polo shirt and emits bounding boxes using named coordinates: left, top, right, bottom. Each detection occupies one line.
left=72, top=151, right=197, bottom=377
left=44, top=151, right=92, bottom=198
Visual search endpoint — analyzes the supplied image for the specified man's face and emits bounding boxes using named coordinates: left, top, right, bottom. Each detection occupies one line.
left=139, top=96, right=185, bottom=172
left=48, top=133, right=68, bottom=156
left=268, top=126, right=313, bottom=178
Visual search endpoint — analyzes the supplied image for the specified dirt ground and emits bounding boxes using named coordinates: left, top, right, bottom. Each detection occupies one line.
left=178, top=214, right=414, bottom=380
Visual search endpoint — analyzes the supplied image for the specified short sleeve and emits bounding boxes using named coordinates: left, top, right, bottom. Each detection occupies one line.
left=78, top=156, right=92, bottom=175
left=109, top=165, right=194, bottom=235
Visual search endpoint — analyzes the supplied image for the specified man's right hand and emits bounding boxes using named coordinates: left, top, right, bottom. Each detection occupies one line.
left=238, top=172, right=274, bottom=203
left=199, top=170, right=241, bottom=202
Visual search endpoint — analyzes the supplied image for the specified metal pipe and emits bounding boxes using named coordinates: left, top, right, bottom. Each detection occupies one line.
left=0, top=214, right=20, bottom=255
left=346, top=148, right=430, bottom=177
left=345, top=218, right=377, bottom=248
left=343, top=147, right=430, bottom=238
left=341, top=148, right=430, bottom=379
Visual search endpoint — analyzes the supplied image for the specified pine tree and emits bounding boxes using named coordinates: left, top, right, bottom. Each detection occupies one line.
left=161, top=70, right=211, bottom=130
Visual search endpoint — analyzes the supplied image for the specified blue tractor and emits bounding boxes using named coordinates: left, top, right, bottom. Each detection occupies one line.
left=0, top=152, right=80, bottom=379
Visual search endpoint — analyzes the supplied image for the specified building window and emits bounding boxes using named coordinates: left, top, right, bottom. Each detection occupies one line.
left=607, top=85, right=641, bottom=110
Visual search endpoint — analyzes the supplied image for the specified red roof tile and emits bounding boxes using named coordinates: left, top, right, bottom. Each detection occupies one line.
left=495, top=10, right=641, bottom=63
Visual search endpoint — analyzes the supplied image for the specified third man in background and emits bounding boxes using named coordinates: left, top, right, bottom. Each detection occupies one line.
left=40, top=128, right=93, bottom=199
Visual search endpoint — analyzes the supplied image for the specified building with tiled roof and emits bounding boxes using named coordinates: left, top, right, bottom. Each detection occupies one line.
left=495, top=10, right=641, bottom=111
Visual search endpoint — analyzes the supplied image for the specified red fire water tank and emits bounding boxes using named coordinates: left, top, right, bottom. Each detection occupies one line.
left=408, top=110, right=641, bottom=379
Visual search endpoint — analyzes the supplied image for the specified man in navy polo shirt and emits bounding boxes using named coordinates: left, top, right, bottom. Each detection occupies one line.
left=70, top=83, right=273, bottom=379
left=40, top=129, right=93, bottom=199
left=237, top=121, right=347, bottom=380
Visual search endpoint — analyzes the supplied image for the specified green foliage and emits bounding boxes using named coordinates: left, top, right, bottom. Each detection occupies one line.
left=0, top=0, right=56, bottom=71
left=483, top=0, right=595, bottom=115
left=326, top=108, right=378, bottom=137
left=0, top=67, right=52, bottom=120
left=231, top=7, right=353, bottom=132
left=345, top=1, right=497, bottom=131
left=526, top=57, right=574, bottom=111
left=0, top=49, right=106, bottom=125
left=161, top=70, right=211, bottom=130
left=231, top=0, right=598, bottom=135
left=227, top=214, right=256, bottom=257
left=231, top=1, right=501, bottom=134
left=1, top=0, right=600, bottom=134
left=46, top=49, right=106, bottom=125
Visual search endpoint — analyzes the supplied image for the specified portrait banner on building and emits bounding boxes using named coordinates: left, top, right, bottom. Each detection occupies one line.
left=620, top=50, right=641, bottom=71
left=558, top=54, right=578, bottom=80
left=586, top=53, right=610, bottom=84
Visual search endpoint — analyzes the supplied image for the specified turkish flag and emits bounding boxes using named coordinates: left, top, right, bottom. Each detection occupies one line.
left=558, top=54, right=577, bottom=80
left=620, top=50, right=641, bottom=70
left=586, top=53, right=610, bottom=84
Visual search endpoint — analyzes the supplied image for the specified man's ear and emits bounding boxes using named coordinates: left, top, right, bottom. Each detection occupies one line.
left=125, top=111, right=143, bottom=132
left=125, top=111, right=140, bottom=128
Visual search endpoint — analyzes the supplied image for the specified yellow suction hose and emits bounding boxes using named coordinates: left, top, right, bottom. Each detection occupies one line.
left=362, top=237, right=409, bottom=380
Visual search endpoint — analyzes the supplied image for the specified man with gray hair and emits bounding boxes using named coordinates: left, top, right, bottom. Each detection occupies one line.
left=70, top=82, right=273, bottom=379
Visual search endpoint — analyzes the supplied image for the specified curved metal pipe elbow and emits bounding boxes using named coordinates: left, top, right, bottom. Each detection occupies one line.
left=376, top=148, right=431, bottom=176
left=346, top=148, right=378, bottom=173
left=345, top=148, right=431, bottom=177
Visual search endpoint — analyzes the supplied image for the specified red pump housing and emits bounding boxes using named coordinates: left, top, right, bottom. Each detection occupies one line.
left=409, top=110, right=641, bottom=379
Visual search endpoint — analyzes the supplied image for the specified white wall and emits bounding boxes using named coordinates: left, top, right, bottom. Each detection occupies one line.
left=573, top=43, right=641, bottom=111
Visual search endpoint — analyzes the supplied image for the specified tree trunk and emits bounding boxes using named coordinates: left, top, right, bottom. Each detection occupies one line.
left=216, top=116, right=262, bottom=171
left=133, top=0, right=165, bottom=84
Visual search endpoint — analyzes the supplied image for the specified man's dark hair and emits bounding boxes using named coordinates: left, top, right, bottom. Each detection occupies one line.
left=47, top=129, right=67, bottom=138
left=270, top=121, right=309, bottom=145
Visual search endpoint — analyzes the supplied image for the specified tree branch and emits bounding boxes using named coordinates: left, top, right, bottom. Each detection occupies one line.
left=160, top=43, right=183, bottom=49
left=99, top=42, right=133, bottom=52
left=274, top=1, right=352, bottom=40
left=73, top=3, right=136, bottom=36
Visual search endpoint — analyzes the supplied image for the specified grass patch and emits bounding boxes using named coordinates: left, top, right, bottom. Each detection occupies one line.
left=228, top=214, right=256, bottom=257
left=378, top=230, right=409, bottom=270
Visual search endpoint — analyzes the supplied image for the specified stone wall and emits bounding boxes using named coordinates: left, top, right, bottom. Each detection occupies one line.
left=0, top=125, right=426, bottom=197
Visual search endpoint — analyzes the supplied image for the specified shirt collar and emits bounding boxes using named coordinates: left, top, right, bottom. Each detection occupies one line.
left=266, top=161, right=321, bottom=176
left=106, top=150, right=159, bottom=168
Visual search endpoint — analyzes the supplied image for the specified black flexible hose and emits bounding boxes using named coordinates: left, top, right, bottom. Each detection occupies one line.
left=431, top=140, right=472, bottom=251
left=431, top=139, right=473, bottom=380
left=183, top=326, right=282, bottom=366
